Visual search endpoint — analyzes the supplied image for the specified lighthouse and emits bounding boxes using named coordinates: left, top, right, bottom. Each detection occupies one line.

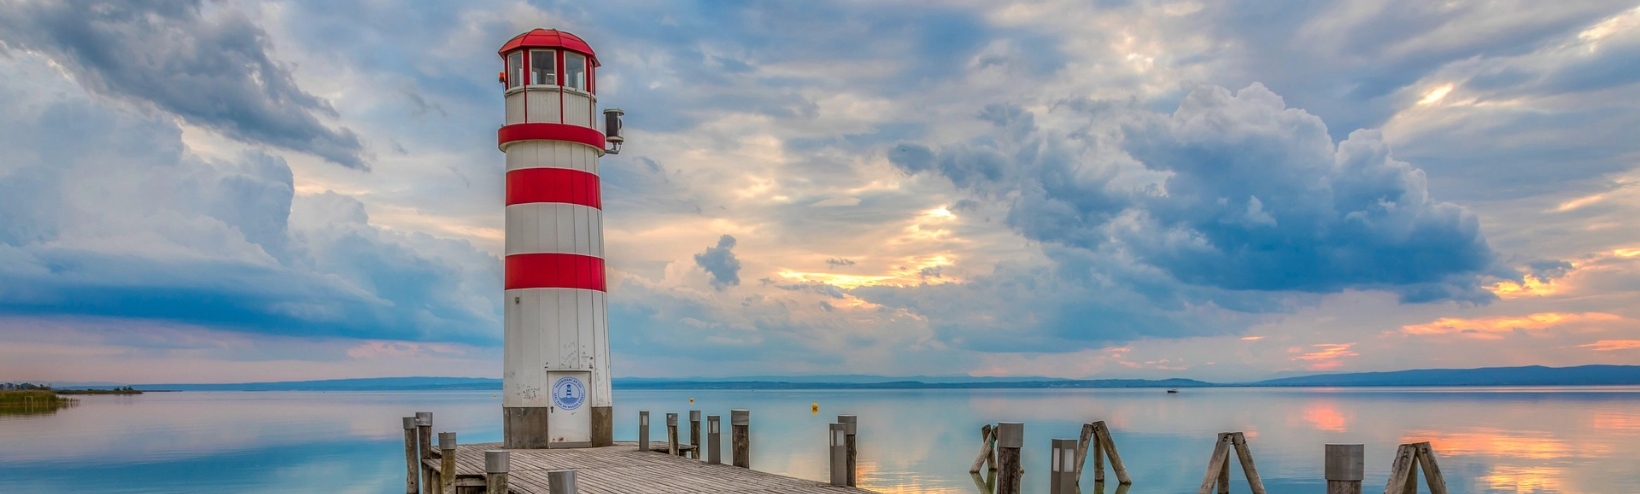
left=497, top=28, right=623, bottom=449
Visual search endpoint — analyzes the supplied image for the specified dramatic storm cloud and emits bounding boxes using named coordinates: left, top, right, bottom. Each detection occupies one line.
left=0, top=0, right=367, bottom=168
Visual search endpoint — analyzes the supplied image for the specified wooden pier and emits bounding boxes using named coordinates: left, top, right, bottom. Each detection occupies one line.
left=424, top=441, right=872, bottom=493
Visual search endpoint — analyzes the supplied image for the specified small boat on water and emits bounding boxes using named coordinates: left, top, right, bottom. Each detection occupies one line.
left=1166, top=389, right=1179, bottom=394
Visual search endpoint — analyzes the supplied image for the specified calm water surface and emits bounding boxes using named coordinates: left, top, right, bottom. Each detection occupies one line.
left=2, top=387, right=1637, bottom=493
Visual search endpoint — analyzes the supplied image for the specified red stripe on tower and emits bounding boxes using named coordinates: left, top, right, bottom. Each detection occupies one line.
left=504, top=253, right=607, bottom=291
left=498, top=123, right=606, bottom=151
left=506, top=168, right=602, bottom=208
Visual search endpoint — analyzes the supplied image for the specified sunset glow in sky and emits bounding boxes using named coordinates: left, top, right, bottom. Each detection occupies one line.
left=2, top=0, right=1638, bottom=383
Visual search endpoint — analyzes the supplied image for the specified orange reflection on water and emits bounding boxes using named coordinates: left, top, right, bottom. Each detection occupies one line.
left=1299, top=401, right=1348, bottom=432
left=1590, top=410, right=1640, bottom=433
left=1406, top=428, right=1610, bottom=460
left=1478, top=465, right=1570, bottom=493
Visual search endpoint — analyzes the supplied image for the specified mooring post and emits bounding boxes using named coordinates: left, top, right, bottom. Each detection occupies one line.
left=666, top=412, right=680, bottom=455
left=996, top=422, right=1024, bottom=494
left=690, top=410, right=702, bottom=459
left=1326, top=444, right=1364, bottom=494
left=548, top=469, right=577, bottom=494
left=438, top=432, right=457, bottom=494
left=1051, top=438, right=1078, bottom=494
left=838, top=415, right=858, bottom=486
left=638, top=411, right=650, bottom=452
left=707, top=415, right=723, bottom=464
left=416, top=412, right=433, bottom=493
left=484, top=450, right=509, bottom=494
left=731, top=409, right=751, bottom=468
left=402, top=417, right=418, bottom=494
left=829, top=423, right=848, bottom=486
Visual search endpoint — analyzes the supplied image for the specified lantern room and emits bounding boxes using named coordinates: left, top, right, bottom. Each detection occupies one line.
left=498, top=29, right=602, bottom=131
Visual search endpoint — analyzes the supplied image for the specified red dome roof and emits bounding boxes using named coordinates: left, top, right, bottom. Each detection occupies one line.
left=498, top=29, right=598, bottom=65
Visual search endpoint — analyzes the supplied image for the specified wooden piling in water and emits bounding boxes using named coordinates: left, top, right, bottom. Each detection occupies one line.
left=438, top=432, right=457, bottom=494
left=637, top=411, right=650, bottom=452
left=402, top=417, right=418, bottom=494
left=1384, top=442, right=1448, bottom=494
left=1197, top=432, right=1266, bottom=494
left=689, top=410, right=702, bottom=460
left=485, top=450, right=509, bottom=494
left=969, top=424, right=995, bottom=474
left=1326, top=444, right=1364, bottom=494
left=416, top=412, right=433, bottom=493
left=731, top=409, right=750, bottom=468
left=995, top=422, right=1023, bottom=494
left=666, top=413, right=680, bottom=456
left=838, top=415, right=858, bottom=486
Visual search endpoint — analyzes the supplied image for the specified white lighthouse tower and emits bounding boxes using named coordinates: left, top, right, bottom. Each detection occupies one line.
left=497, top=28, right=623, bottom=449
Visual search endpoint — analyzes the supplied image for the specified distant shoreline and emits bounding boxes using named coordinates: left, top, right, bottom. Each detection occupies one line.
left=20, top=364, right=1640, bottom=392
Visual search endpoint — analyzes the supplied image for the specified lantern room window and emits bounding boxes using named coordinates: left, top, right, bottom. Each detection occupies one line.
left=530, top=50, right=556, bottom=86
left=507, top=51, right=523, bottom=89
left=565, top=52, right=587, bottom=92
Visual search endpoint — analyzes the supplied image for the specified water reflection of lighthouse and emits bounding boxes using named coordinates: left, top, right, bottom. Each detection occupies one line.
left=496, top=28, right=624, bottom=449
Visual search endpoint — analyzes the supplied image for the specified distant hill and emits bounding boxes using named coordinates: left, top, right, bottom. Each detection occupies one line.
left=1252, top=365, right=1640, bottom=387
left=133, top=377, right=502, bottom=391
left=99, top=364, right=1640, bottom=391
left=613, top=377, right=1211, bottom=390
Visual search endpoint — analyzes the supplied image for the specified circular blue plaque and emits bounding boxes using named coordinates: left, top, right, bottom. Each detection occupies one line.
left=552, top=376, right=586, bottom=411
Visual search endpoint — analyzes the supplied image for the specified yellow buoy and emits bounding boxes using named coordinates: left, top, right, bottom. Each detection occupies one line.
left=690, top=398, right=695, bottom=404
left=811, top=402, right=819, bottom=413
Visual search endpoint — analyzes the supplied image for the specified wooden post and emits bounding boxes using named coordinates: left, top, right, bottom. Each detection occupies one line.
left=548, top=469, right=577, bottom=494
left=1230, top=432, right=1267, bottom=494
left=1326, top=444, right=1364, bottom=494
left=403, top=417, right=419, bottom=494
left=1197, top=433, right=1233, bottom=494
left=1197, top=432, right=1265, bottom=494
left=438, top=432, right=458, bottom=494
left=838, top=415, right=857, bottom=486
left=666, top=413, right=680, bottom=456
left=1384, top=442, right=1448, bottom=494
left=484, top=450, right=509, bottom=494
left=970, top=424, right=995, bottom=474
left=829, top=423, right=848, bottom=486
left=416, top=412, right=433, bottom=493
left=1093, top=421, right=1132, bottom=485
left=995, top=422, right=1023, bottom=494
left=689, top=410, right=702, bottom=460
left=638, top=411, right=650, bottom=452
left=1050, top=438, right=1076, bottom=494
left=1073, top=423, right=1095, bottom=485
left=707, top=415, right=722, bottom=464
left=731, top=409, right=750, bottom=468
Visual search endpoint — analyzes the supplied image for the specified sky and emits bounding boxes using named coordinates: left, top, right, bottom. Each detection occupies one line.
left=1, top=0, right=1638, bottom=384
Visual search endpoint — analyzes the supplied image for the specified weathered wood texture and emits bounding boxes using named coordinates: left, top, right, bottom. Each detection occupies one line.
left=994, top=446, right=1022, bottom=494
left=426, top=442, right=871, bottom=493
left=1383, top=442, right=1448, bottom=494
left=591, top=406, right=613, bottom=447
left=404, top=418, right=420, bottom=494
left=1197, top=432, right=1266, bottom=494
left=969, top=424, right=994, bottom=474
left=732, top=424, right=750, bottom=468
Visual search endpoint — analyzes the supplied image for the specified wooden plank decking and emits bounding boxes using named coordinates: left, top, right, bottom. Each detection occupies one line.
left=429, top=442, right=873, bottom=493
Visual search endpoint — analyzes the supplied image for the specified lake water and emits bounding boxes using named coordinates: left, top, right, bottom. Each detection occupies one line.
left=2, top=387, right=1637, bottom=493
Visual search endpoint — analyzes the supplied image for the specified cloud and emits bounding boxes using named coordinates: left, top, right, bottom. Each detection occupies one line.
left=0, top=53, right=497, bottom=344
left=693, top=235, right=742, bottom=290
left=1580, top=340, right=1640, bottom=352
left=0, top=0, right=368, bottom=168
left=1401, top=312, right=1625, bottom=337
left=893, top=84, right=1500, bottom=303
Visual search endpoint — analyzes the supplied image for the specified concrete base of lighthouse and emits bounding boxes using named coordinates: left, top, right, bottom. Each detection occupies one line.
left=591, top=406, right=613, bottom=446
left=502, top=406, right=613, bottom=449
